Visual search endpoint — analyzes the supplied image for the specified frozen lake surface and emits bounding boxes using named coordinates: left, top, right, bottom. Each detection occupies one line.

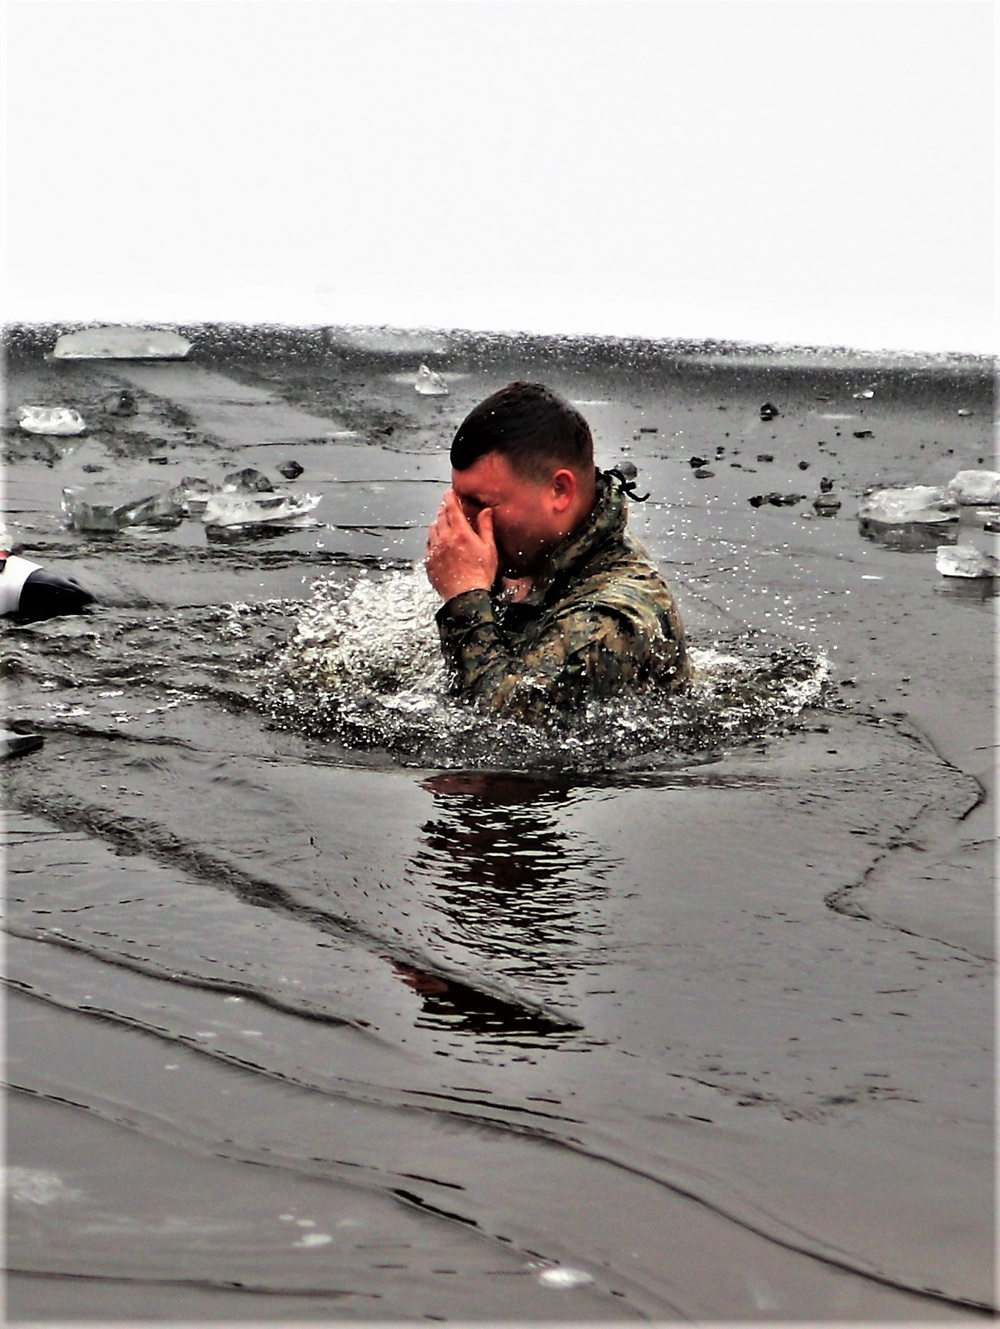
left=2, top=326, right=995, bottom=1322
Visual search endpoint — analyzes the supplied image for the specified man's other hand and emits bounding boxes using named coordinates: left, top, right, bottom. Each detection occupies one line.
left=425, top=490, right=499, bottom=601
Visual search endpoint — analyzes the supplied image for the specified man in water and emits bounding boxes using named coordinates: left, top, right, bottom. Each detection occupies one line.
left=425, top=381, right=690, bottom=722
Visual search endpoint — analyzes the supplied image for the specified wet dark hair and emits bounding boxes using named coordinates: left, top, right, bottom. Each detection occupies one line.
left=450, top=382, right=594, bottom=483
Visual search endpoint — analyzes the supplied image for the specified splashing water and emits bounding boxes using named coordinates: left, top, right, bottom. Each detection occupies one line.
left=263, top=569, right=832, bottom=772
left=264, top=568, right=446, bottom=739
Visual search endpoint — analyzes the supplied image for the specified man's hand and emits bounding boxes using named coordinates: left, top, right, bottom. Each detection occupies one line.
left=425, top=490, right=499, bottom=601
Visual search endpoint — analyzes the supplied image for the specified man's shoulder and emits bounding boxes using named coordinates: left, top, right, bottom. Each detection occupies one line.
left=558, top=551, right=682, bottom=634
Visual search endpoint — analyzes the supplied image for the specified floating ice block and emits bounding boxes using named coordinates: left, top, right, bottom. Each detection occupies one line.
left=857, top=486, right=959, bottom=525
left=936, top=544, right=1000, bottom=578
left=51, top=327, right=191, bottom=360
left=61, top=482, right=192, bottom=532
left=946, top=470, right=1000, bottom=506
left=200, top=491, right=322, bottom=528
left=19, top=406, right=86, bottom=436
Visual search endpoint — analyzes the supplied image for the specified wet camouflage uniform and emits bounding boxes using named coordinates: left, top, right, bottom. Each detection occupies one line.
left=436, top=471, right=690, bottom=723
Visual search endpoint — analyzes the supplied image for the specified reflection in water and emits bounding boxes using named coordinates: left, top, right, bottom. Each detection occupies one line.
left=399, top=773, right=616, bottom=1038
left=389, top=959, right=576, bottom=1040
left=858, top=517, right=959, bottom=551
left=934, top=577, right=999, bottom=604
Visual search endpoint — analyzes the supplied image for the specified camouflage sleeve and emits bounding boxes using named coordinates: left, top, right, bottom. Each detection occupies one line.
left=435, top=588, right=685, bottom=724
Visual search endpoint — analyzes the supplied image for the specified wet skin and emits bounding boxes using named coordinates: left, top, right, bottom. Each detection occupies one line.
left=425, top=452, right=587, bottom=602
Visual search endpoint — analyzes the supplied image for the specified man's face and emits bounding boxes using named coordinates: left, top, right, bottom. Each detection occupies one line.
left=450, top=451, right=562, bottom=577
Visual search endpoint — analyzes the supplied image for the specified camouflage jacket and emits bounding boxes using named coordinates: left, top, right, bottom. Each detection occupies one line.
left=436, top=471, right=690, bottom=723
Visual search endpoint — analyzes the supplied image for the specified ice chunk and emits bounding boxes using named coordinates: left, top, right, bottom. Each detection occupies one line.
left=19, top=406, right=86, bottom=436
left=61, top=481, right=194, bottom=532
left=172, top=477, right=214, bottom=516
left=222, top=467, right=274, bottom=493
left=946, top=469, right=1000, bottom=506
left=936, top=544, right=1000, bottom=578
left=167, top=481, right=212, bottom=517
left=857, top=486, right=958, bottom=525
left=858, top=486, right=960, bottom=550
left=414, top=363, right=449, bottom=396
left=51, top=327, right=191, bottom=360
left=200, top=491, right=321, bottom=528
left=62, top=492, right=120, bottom=533
left=537, top=1266, right=594, bottom=1289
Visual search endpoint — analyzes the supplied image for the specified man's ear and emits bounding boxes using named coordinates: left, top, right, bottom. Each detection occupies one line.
left=550, top=468, right=577, bottom=513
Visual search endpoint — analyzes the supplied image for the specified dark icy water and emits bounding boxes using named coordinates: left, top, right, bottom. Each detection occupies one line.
left=2, top=328, right=995, bottom=1322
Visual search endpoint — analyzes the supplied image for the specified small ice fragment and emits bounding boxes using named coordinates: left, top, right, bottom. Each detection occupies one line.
left=182, top=488, right=214, bottom=518
left=852, top=389, right=875, bottom=399
left=295, top=1218, right=316, bottom=1227
left=279, top=1213, right=296, bottom=1222
left=415, top=364, right=449, bottom=396
left=200, top=492, right=321, bottom=528
left=936, top=544, right=1000, bottom=578
left=19, top=406, right=86, bottom=436
left=1, top=1168, right=82, bottom=1205
left=857, top=486, right=958, bottom=525
left=759, top=401, right=779, bottom=421
left=957, top=408, right=974, bottom=417
left=538, top=1266, right=594, bottom=1289
left=294, top=1232, right=332, bottom=1248
left=946, top=469, right=1000, bottom=506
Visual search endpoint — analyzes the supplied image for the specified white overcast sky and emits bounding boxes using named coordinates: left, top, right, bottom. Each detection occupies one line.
left=5, top=1, right=996, bottom=354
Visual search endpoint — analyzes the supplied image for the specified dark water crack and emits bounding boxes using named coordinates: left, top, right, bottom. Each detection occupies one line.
left=6, top=1266, right=377, bottom=1300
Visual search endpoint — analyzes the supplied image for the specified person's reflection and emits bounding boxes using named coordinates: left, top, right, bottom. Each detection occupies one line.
left=393, top=772, right=614, bottom=1036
